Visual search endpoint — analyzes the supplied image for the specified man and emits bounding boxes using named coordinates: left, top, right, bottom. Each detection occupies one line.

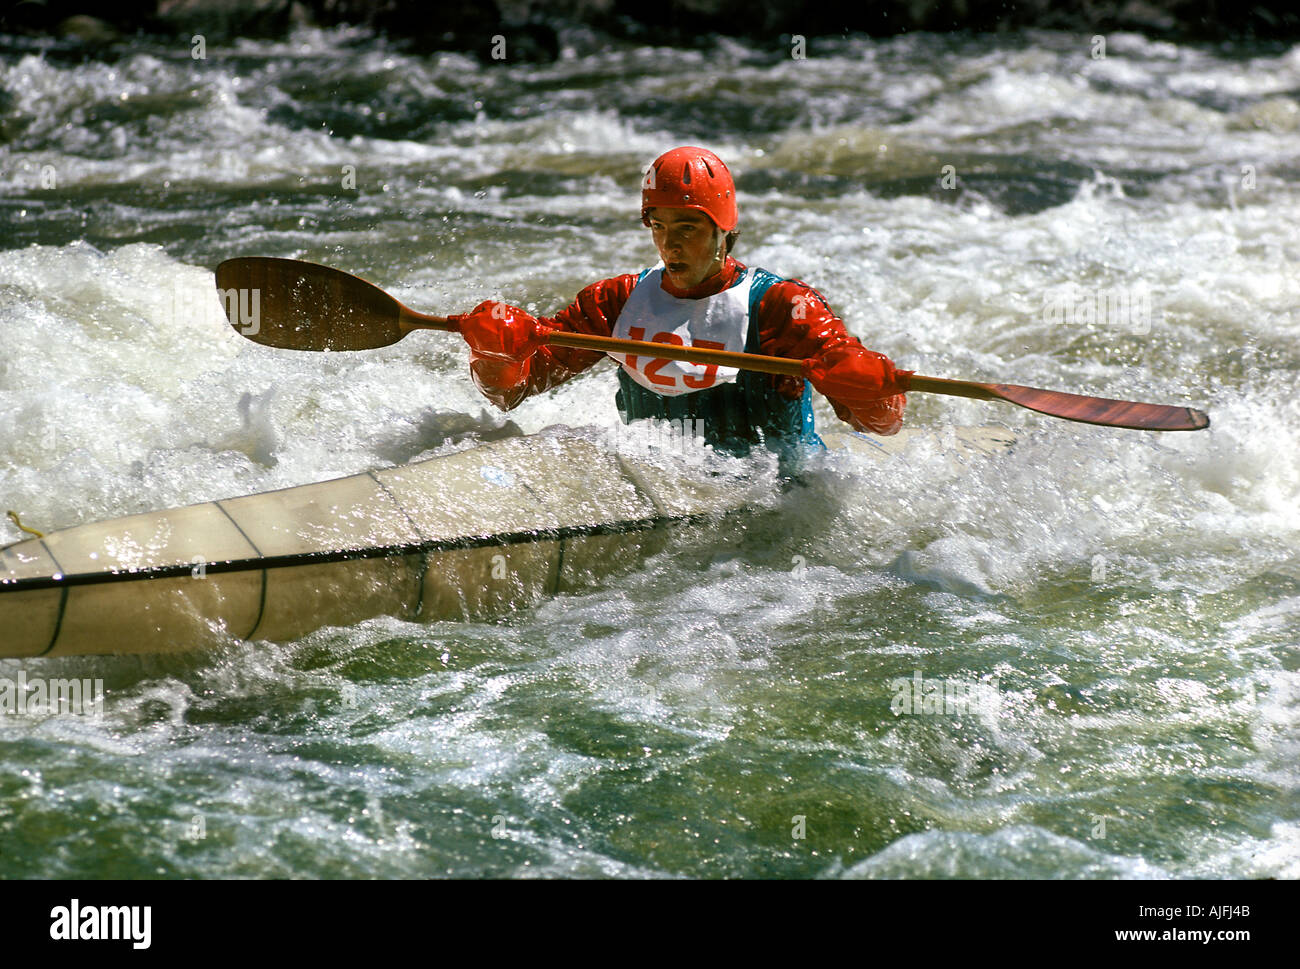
left=451, top=146, right=909, bottom=465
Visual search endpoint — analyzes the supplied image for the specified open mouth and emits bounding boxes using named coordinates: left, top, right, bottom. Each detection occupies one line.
left=667, top=262, right=687, bottom=274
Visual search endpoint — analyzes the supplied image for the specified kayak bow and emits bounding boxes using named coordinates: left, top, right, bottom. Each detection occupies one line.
left=0, top=427, right=1013, bottom=658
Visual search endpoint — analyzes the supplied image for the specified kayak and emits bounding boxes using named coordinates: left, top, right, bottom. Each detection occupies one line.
left=0, top=425, right=1014, bottom=658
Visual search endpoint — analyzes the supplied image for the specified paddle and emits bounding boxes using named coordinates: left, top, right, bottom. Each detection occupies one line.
left=214, top=257, right=1210, bottom=432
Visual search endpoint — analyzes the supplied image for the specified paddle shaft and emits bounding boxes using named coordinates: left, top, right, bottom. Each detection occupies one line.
left=402, top=310, right=1065, bottom=389
left=399, top=307, right=807, bottom=377
left=392, top=305, right=950, bottom=383
left=397, top=309, right=1209, bottom=431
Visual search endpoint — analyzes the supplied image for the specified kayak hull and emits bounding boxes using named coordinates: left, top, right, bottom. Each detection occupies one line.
left=0, top=426, right=1014, bottom=658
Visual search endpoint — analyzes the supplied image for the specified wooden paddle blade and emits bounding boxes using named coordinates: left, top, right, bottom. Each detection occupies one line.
left=903, top=374, right=1209, bottom=430
left=214, top=257, right=407, bottom=351
left=989, top=382, right=1210, bottom=431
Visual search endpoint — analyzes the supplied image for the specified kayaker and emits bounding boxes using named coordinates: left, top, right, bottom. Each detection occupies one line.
left=451, top=146, right=909, bottom=464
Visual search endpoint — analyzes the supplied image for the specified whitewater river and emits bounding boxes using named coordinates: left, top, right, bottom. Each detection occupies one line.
left=0, top=26, right=1296, bottom=878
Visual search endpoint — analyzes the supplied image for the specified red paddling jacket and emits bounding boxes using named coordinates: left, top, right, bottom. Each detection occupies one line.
left=463, top=256, right=907, bottom=456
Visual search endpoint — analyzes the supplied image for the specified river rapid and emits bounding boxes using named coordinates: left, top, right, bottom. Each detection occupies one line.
left=0, top=26, right=1297, bottom=878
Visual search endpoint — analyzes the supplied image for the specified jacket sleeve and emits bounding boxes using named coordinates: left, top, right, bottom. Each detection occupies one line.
left=467, top=275, right=637, bottom=411
left=754, top=279, right=908, bottom=436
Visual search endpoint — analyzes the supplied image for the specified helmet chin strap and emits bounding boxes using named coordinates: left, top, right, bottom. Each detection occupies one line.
left=699, top=231, right=725, bottom=279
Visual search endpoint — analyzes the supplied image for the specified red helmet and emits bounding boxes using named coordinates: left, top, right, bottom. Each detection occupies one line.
left=640, top=146, right=738, bottom=232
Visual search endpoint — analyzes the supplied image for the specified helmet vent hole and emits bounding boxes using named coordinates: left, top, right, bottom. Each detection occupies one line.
left=703, top=161, right=714, bottom=177
left=682, top=166, right=692, bottom=184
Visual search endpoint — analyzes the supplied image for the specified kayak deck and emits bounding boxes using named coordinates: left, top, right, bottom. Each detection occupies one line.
left=0, top=426, right=1014, bottom=658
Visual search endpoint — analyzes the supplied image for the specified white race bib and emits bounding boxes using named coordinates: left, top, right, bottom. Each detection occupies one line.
left=609, top=267, right=754, bottom=397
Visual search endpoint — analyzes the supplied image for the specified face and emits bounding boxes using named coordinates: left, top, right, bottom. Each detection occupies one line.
left=646, top=208, right=726, bottom=288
